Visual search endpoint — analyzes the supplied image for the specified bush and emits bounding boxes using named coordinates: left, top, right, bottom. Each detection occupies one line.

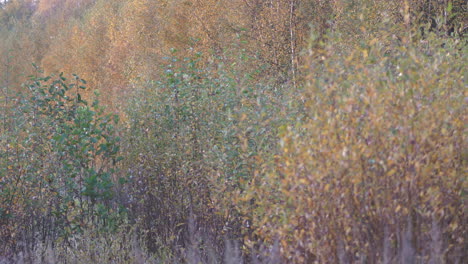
left=245, top=23, right=466, bottom=263
left=0, top=71, right=123, bottom=258
left=122, top=49, right=301, bottom=260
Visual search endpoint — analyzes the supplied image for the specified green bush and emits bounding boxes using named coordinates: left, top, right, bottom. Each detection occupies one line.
left=122, top=49, right=301, bottom=260
left=0, top=71, right=123, bottom=257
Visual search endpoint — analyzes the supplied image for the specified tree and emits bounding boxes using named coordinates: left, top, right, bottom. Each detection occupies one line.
left=0, top=71, right=123, bottom=255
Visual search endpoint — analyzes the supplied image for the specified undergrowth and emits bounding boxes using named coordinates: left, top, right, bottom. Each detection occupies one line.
left=1, top=1, right=466, bottom=263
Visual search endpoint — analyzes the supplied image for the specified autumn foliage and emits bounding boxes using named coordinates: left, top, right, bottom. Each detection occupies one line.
left=244, top=28, right=466, bottom=263
left=0, top=0, right=466, bottom=263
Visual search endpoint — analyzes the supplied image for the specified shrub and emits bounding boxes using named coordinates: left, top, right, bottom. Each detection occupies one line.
left=0, top=71, right=123, bottom=258
left=122, top=49, right=301, bottom=260
left=246, top=22, right=466, bottom=263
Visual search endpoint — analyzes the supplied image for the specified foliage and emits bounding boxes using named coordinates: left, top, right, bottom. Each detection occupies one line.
left=121, top=48, right=300, bottom=260
left=0, top=71, right=123, bottom=257
left=0, top=0, right=466, bottom=263
left=244, top=20, right=467, bottom=264
left=1, top=0, right=465, bottom=107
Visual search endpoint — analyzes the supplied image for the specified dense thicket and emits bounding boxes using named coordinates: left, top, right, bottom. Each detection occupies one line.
left=1, top=0, right=465, bottom=106
left=1, top=0, right=466, bottom=263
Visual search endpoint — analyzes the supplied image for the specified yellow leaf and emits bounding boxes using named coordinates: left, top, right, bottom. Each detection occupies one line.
left=395, top=205, right=401, bottom=213
left=449, top=222, right=458, bottom=231
left=362, top=49, right=368, bottom=59
left=387, top=167, right=397, bottom=176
